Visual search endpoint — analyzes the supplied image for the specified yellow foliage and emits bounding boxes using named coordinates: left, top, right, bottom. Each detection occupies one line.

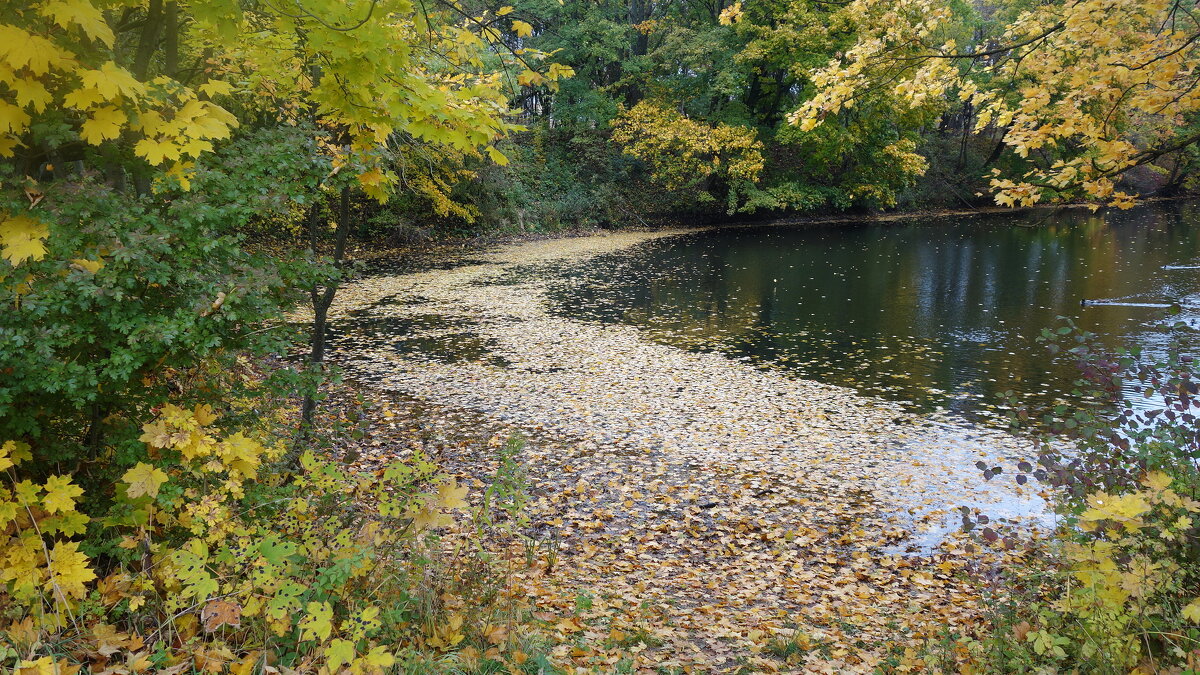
left=1049, top=473, right=1200, bottom=668
left=795, top=0, right=1200, bottom=207
left=611, top=101, right=765, bottom=192
left=1, top=398, right=474, bottom=671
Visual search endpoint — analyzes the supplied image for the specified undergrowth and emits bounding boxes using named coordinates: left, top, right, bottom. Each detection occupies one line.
left=889, top=317, right=1200, bottom=673
left=0, top=371, right=567, bottom=674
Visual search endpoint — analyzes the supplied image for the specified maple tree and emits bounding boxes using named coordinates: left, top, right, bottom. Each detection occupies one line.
left=786, top=0, right=1200, bottom=207
left=0, top=0, right=569, bottom=265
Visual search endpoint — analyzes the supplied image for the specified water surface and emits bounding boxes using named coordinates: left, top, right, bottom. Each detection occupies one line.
left=545, top=202, right=1200, bottom=421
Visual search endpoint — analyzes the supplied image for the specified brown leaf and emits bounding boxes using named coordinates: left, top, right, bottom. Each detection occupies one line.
left=201, top=598, right=243, bottom=632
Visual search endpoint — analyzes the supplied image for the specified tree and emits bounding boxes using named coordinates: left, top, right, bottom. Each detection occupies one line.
left=783, top=0, right=1200, bottom=207
left=0, top=0, right=569, bottom=456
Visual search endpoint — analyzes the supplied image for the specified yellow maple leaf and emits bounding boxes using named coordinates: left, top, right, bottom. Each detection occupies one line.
left=511, top=20, right=533, bottom=37
left=0, top=213, right=50, bottom=265
left=516, top=69, right=542, bottom=87
left=198, top=80, right=233, bottom=97
left=41, top=0, right=115, bottom=47
left=47, top=540, right=96, bottom=598
left=43, top=475, right=84, bottom=513
left=0, top=26, right=70, bottom=75
left=123, top=462, right=169, bottom=499
left=1142, top=471, right=1172, bottom=492
left=298, top=601, right=334, bottom=641
left=718, top=2, right=743, bottom=25
left=437, top=478, right=469, bottom=510
left=411, top=504, right=453, bottom=530
left=0, top=100, right=32, bottom=135
left=1184, top=598, right=1200, bottom=624
left=134, top=137, right=180, bottom=165
left=10, top=78, right=52, bottom=112
left=71, top=257, right=104, bottom=273
left=1, top=440, right=32, bottom=465
left=0, top=134, right=18, bottom=158
left=485, top=145, right=509, bottom=166
left=79, top=61, right=145, bottom=101
left=63, top=86, right=106, bottom=110
left=79, top=105, right=126, bottom=145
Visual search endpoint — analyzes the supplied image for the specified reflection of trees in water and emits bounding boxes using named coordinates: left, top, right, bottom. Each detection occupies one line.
left=551, top=203, right=1200, bottom=415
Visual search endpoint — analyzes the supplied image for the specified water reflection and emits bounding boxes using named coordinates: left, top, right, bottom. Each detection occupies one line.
left=546, top=202, right=1200, bottom=421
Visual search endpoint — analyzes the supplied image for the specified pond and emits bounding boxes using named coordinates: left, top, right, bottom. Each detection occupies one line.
left=544, top=201, right=1200, bottom=422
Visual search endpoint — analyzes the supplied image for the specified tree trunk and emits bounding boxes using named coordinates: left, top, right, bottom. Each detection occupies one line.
left=298, top=187, right=353, bottom=445
left=164, top=2, right=179, bottom=78
left=132, top=0, right=165, bottom=81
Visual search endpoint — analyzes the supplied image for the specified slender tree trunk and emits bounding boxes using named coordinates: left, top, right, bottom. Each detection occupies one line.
left=164, top=2, right=179, bottom=78
left=298, top=187, right=353, bottom=447
left=982, top=127, right=1010, bottom=168
left=132, top=0, right=165, bottom=81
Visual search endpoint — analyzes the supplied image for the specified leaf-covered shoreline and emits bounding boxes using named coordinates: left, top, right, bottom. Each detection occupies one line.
left=327, top=230, right=1050, bottom=671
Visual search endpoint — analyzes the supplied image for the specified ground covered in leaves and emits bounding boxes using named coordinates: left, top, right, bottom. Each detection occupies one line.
left=323, top=231, right=1053, bottom=673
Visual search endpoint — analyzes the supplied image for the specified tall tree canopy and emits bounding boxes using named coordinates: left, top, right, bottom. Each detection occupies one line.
left=0, top=0, right=569, bottom=264
left=788, top=0, right=1200, bottom=207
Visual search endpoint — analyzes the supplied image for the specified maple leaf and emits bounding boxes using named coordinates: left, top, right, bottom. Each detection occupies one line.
left=123, top=462, right=169, bottom=499
left=0, top=26, right=70, bottom=75
left=134, top=137, right=180, bottom=165
left=485, top=145, right=509, bottom=166
left=71, top=257, right=104, bottom=273
left=324, top=639, right=356, bottom=671
left=41, top=0, right=116, bottom=47
left=198, top=80, right=233, bottom=97
left=15, top=657, right=81, bottom=675
left=437, top=477, right=469, bottom=509
left=139, top=419, right=171, bottom=448
left=411, top=504, right=453, bottom=530
left=511, top=20, right=534, bottom=37
left=361, top=646, right=395, bottom=669
left=47, top=540, right=96, bottom=598
left=79, top=61, right=145, bottom=100
left=0, top=439, right=28, bottom=472
left=0, top=100, right=32, bottom=135
left=79, top=105, right=126, bottom=145
left=63, top=86, right=106, bottom=110
left=299, top=601, right=334, bottom=641
left=10, top=78, right=52, bottom=112
left=1142, top=471, right=1172, bottom=492
left=42, top=474, right=84, bottom=513
left=1184, top=598, right=1200, bottom=624
left=177, top=137, right=213, bottom=158
left=517, top=69, right=543, bottom=87
left=193, top=403, right=219, bottom=426
left=0, top=213, right=49, bottom=265
left=201, top=598, right=243, bottom=631
left=718, top=2, right=743, bottom=25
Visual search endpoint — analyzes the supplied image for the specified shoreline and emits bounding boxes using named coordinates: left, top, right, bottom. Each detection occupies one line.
left=340, top=194, right=1198, bottom=271
left=326, top=229, right=1052, bottom=670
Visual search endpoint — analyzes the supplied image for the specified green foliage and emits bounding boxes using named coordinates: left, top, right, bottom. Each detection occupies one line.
left=0, top=127, right=327, bottom=462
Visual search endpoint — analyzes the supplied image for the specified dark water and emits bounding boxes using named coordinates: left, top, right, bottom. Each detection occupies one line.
left=545, top=202, right=1200, bottom=421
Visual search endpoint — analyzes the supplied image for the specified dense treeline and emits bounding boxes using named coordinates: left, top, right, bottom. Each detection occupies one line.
left=365, top=0, right=1200, bottom=236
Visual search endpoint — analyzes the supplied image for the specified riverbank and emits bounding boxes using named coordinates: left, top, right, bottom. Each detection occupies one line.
left=338, top=196, right=1199, bottom=272
left=324, top=229, right=1053, bottom=671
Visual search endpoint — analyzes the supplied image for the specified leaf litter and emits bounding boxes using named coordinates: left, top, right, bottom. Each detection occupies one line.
left=326, top=230, right=1054, bottom=672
